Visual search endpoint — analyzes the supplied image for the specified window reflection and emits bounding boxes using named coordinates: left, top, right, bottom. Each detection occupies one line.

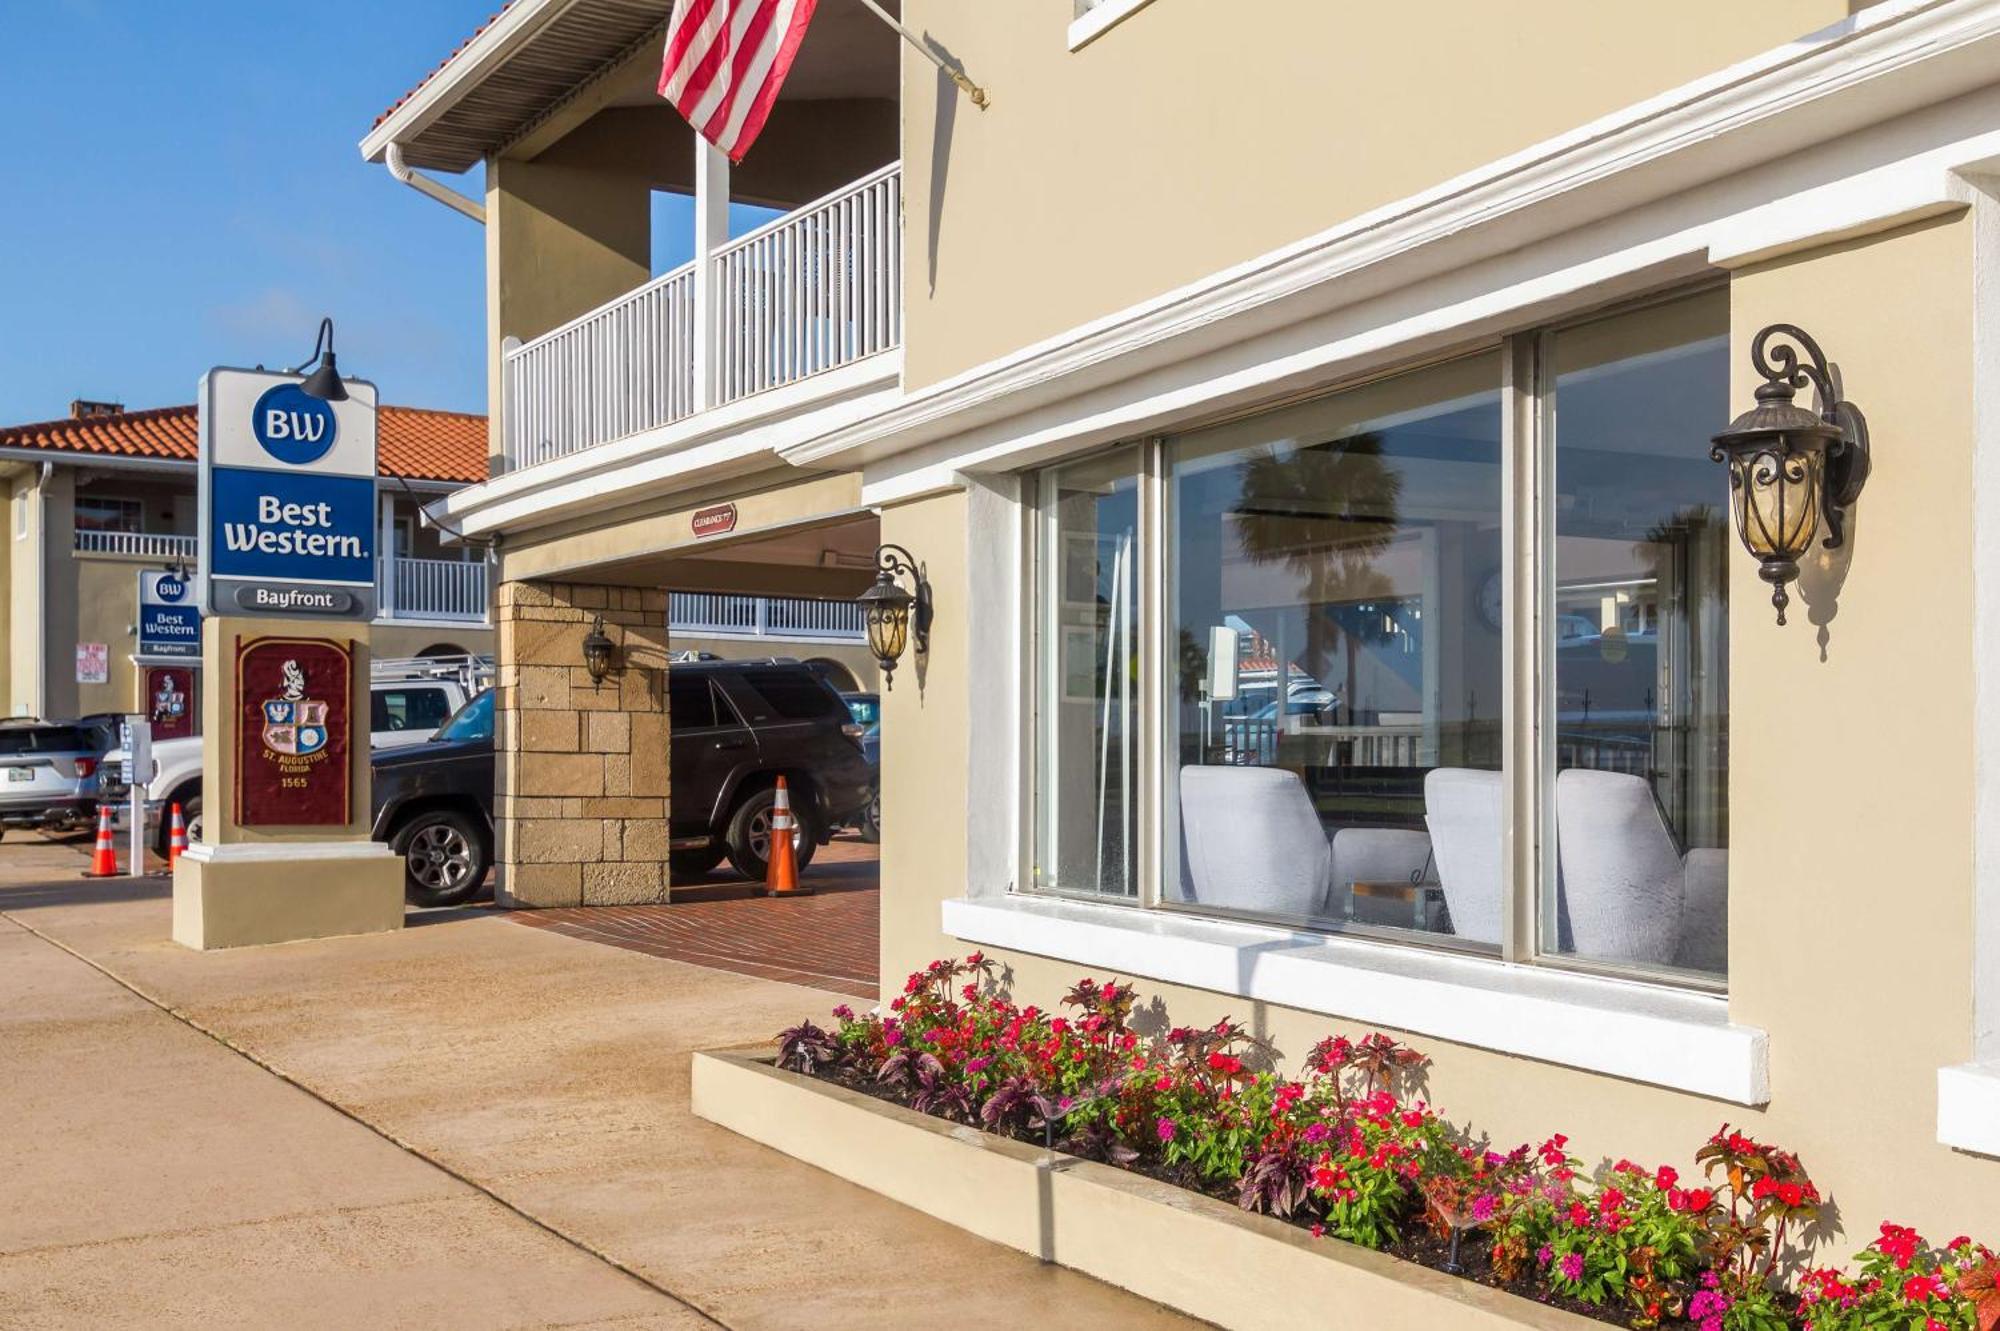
left=1547, top=291, right=1729, bottom=978
left=1168, top=355, right=1504, bottom=944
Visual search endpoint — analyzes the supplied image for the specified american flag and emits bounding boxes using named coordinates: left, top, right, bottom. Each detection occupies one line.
left=658, top=0, right=820, bottom=163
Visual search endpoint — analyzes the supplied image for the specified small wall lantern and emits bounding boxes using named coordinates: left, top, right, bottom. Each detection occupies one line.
left=581, top=613, right=618, bottom=688
left=857, top=544, right=932, bottom=690
left=1709, top=323, right=1871, bottom=624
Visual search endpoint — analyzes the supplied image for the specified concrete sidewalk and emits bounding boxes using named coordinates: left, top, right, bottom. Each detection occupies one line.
left=0, top=870, right=1193, bottom=1330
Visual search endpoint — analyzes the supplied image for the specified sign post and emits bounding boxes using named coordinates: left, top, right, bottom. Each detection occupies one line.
left=173, top=366, right=403, bottom=951
left=124, top=717, right=151, bottom=874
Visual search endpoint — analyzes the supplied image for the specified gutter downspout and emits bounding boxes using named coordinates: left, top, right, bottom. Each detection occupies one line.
left=385, top=142, right=486, bottom=224
left=33, top=461, right=50, bottom=720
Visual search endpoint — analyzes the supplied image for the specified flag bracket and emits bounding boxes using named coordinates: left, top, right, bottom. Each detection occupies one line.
left=854, top=0, right=990, bottom=109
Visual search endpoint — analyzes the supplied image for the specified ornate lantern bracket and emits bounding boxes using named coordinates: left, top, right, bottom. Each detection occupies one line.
left=856, top=543, right=932, bottom=690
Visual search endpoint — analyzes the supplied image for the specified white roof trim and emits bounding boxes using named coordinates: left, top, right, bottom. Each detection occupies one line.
left=359, top=0, right=577, bottom=164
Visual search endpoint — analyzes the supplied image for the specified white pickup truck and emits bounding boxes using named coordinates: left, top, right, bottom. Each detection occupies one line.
left=102, top=655, right=491, bottom=854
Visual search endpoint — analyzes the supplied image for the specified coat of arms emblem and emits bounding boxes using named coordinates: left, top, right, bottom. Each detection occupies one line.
left=261, top=658, right=329, bottom=757
left=151, top=673, right=187, bottom=722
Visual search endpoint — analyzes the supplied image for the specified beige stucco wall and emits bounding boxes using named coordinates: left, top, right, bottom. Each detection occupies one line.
left=876, top=215, right=2000, bottom=1252
left=898, top=0, right=1849, bottom=391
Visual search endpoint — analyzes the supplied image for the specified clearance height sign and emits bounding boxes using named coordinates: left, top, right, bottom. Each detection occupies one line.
left=199, top=368, right=378, bottom=620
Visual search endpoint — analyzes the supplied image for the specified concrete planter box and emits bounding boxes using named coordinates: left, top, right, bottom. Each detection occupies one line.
left=692, top=1048, right=1600, bottom=1330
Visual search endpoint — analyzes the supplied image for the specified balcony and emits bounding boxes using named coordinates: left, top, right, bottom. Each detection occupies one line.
left=74, top=530, right=198, bottom=560
left=670, top=593, right=864, bottom=643
left=380, top=556, right=488, bottom=624
left=503, top=163, right=902, bottom=471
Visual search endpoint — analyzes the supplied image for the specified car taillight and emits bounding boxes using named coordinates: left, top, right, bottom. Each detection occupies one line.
left=74, top=757, right=96, bottom=778
left=841, top=723, right=865, bottom=741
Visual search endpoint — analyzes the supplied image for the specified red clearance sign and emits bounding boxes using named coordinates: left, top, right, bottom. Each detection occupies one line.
left=234, top=636, right=353, bottom=827
left=691, top=503, right=738, bottom=538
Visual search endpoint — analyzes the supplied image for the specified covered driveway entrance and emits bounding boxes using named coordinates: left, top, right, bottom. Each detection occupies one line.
left=486, top=465, right=882, bottom=991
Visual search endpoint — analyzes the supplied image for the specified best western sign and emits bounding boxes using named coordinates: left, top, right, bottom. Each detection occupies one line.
left=137, top=569, right=202, bottom=659
left=199, top=369, right=378, bottom=619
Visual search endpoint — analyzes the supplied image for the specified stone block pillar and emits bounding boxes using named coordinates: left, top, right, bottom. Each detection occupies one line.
left=494, top=580, right=671, bottom=907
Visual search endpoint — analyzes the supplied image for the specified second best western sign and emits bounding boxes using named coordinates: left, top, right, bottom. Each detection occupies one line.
left=199, top=369, right=378, bottom=619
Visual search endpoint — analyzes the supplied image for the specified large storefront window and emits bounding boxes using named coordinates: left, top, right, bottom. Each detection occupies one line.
left=1027, top=289, right=1732, bottom=986
left=1546, top=292, right=1729, bottom=978
left=1167, top=355, right=1503, bottom=944
left=1033, top=447, right=1141, bottom=896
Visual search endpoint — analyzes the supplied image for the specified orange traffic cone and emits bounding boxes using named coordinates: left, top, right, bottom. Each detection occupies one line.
left=86, top=804, right=119, bottom=878
left=764, top=776, right=810, bottom=897
left=167, top=803, right=188, bottom=868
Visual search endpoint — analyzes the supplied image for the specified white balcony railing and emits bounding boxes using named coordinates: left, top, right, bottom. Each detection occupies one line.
left=382, top=556, right=488, bottom=623
left=503, top=162, right=901, bottom=470
left=74, top=530, right=198, bottom=559
left=671, top=593, right=864, bottom=642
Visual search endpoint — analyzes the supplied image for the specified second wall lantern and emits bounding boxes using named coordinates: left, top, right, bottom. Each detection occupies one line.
left=1710, top=323, right=1871, bottom=625
left=857, top=544, right=932, bottom=690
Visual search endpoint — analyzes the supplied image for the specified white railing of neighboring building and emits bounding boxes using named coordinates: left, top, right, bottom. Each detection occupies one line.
left=74, top=530, right=199, bottom=559
left=382, top=556, right=488, bottom=623
left=670, top=593, right=864, bottom=642
left=502, top=162, right=901, bottom=470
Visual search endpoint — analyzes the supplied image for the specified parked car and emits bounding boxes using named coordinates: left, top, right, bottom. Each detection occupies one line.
left=100, top=655, right=491, bottom=856
left=0, top=719, right=103, bottom=836
left=368, top=660, right=875, bottom=905
left=841, top=691, right=881, bottom=843
left=370, top=688, right=496, bottom=906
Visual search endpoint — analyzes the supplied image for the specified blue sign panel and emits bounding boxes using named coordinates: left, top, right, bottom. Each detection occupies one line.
left=139, top=604, right=203, bottom=658
left=209, top=466, right=375, bottom=585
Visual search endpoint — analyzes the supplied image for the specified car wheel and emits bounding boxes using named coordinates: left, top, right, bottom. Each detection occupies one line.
left=857, top=791, right=880, bottom=844
left=397, top=809, right=490, bottom=908
left=725, top=787, right=818, bottom=883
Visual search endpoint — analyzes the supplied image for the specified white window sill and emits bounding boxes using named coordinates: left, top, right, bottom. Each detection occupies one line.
left=942, top=895, right=1769, bottom=1105
left=1068, top=0, right=1156, bottom=51
left=1938, top=1063, right=2000, bottom=1157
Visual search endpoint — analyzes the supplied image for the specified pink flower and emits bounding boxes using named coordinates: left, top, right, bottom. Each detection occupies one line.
left=1156, top=1117, right=1177, bottom=1143
left=1470, top=1194, right=1497, bottom=1223
left=1559, top=1252, right=1585, bottom=1283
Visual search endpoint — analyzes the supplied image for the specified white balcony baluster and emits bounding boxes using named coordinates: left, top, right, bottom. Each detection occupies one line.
left=383, top=557, right=488, bottom=623
left=73, top=530, right=198, bottom=559
left=501, top=163, right=901, bottom=470
left=669, top=593, right=864, bottom=642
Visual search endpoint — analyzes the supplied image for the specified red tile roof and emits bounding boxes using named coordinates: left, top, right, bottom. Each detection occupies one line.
left=0, top=402, right=489, bottom=485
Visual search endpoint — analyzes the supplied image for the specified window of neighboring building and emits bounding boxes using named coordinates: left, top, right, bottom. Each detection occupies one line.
left=1028, top=288, right=1731, bottom=986
left=75, top=496, right=142, bottom=534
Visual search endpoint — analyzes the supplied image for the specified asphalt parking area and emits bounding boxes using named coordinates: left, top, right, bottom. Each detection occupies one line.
left=504, top=834, right=879, bottom=999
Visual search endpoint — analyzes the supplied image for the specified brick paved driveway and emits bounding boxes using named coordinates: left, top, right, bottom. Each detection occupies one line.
left=506, top=834, right=878, bottom=999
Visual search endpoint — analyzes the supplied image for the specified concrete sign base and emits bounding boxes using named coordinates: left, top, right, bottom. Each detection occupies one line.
left=172, top=841, right=404, bottom=951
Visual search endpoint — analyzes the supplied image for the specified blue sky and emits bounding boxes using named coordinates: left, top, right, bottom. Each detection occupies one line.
left=0, top=2, right=762, bottom=427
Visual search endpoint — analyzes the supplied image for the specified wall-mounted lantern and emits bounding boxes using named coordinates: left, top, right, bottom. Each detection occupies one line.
left=581, top=614, right=618, bottom=688
left=857, top=544, right=932, bottom=690
left=1709, top=323, right=1871, bottom=625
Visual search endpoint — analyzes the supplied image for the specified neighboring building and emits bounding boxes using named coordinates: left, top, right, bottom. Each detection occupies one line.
left=0, top=398, right=493, bottom=720
left=364, top=0, right=2000, bottom=1287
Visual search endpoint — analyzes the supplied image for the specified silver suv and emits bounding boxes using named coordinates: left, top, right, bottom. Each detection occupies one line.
left=0, top=720, right=103, bottom=836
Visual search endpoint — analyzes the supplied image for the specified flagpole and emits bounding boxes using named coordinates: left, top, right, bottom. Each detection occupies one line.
left=851, top=0, right=989, bottom=108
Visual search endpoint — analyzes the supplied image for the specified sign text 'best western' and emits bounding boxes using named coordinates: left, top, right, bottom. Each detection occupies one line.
left=200, top=370, right=379, bottom=620
left=138, top=569, right=202, bottom=659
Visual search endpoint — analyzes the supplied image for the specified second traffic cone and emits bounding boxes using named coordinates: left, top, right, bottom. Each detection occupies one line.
left=764, top=776, right=810, bottom=896
left=87, top=804, right=118, bottom=878
left=167, top=803, right=188, bottom=868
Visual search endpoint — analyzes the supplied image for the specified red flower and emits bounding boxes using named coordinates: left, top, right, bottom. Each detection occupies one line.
left=1655, top=1165, right=1679, bottom=1191
left=1902, top=1274, right=1945, bottom=1302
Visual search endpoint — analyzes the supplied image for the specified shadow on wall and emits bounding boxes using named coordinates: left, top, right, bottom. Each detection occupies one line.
left=1798, top=511, right=1856, bottom=662
left=924, top=42, right=963, bottom=296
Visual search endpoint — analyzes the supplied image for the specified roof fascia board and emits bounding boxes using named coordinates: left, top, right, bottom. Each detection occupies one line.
left=0, top=447, right=195, bottom=477
left=358, top=0, right=580, bottom=163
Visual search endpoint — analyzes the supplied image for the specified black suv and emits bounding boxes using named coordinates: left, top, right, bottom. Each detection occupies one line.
left=371, top=660, right=875, bottom=906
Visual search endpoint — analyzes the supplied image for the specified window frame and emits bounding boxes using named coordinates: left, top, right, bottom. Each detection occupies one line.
left=74, top=494, right=144, bottom=535
left=1021, top=286, right=1730, bottom=995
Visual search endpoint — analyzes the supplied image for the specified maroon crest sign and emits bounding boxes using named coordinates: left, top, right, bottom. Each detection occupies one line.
left=144, top=665, right=198, bottom=743
left=234, top=636, right=353, bottom=827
